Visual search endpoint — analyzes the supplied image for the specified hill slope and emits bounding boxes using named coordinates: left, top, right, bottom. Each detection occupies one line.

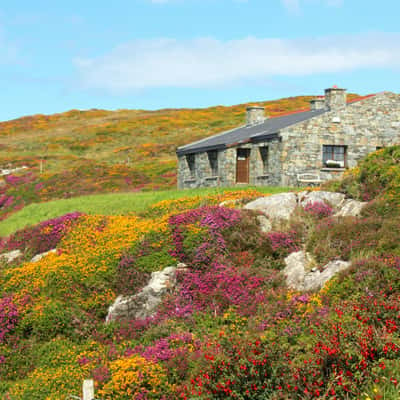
left=0, top=94, right=362, bottom=222
left=0, top=147, right=399, bottom=399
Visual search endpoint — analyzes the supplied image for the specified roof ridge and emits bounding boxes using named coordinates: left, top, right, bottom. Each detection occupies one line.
left=177, top=123, right=247, bottom=150
left=346, top=93, right=376, bottom=104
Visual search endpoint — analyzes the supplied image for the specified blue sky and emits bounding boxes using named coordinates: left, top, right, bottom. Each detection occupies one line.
left=1, top=0, right=400, bottom=121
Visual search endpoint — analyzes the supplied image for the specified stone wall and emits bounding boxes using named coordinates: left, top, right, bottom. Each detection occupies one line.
left=279, top=92, right=400, bottom=186
left=178, top=149, right=237, bottom=189
left=178, top=139, right=282, bottom=189
left=248, top=140, right=282, bottom=186
left=178, top=92, right=400, bottom=189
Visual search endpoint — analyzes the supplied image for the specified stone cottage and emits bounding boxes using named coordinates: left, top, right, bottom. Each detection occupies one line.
left=176, top=87, right=400, bottom=188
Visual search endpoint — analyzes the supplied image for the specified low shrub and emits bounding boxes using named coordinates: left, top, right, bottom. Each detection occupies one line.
left=0, top=212, right=82, bottom=258
left=169, top=206, right=242, bottom=267
left=267, top=230, right=300, bottom=258
left=0, top=295, right=18, bottom=344
left=19, top=300, right=76, bottom=341
left=114, top=253, right=151, bottom=295
left=303, top=201, right=334, bottom=218
left=98, top=355, right=173, bottom=400
left=307, top=216, right=383, bottom=264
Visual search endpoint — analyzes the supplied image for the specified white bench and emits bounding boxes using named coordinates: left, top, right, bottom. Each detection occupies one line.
left=297, top=173, right=323, bottom=186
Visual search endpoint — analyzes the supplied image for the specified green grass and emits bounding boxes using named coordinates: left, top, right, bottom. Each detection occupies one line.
left=0, top=186, right=292, bottom=237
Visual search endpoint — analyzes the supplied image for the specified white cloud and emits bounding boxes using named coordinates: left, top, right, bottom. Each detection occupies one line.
left=74, top=33, right=400, bottom=92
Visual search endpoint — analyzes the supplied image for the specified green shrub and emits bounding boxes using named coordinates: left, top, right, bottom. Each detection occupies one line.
left=19, top=300, right=75, bottom=341
left=224, top=211, right=273, bottom=260
left=325, top=256, right=400, bottom=301
left=307, top=216, right=383, bottom=264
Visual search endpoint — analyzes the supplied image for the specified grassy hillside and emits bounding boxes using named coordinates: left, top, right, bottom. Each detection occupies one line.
left=0, top=185, right=291, bottom=237
left=0, top=148, right=399, bottom=399
left=0, top=94, right=362, bottom=222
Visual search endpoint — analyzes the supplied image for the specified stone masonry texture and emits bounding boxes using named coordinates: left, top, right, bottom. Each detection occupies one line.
left=178, top=92, right=400, bottom=189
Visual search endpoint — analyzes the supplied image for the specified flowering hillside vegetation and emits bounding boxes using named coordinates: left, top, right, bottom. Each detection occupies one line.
left=0, top=94, right=364, bottom=221
left=0, top=147, right=399, bottom=399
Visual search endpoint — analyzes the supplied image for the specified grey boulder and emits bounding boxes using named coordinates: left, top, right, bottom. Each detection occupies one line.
left=106, top=266, right=177, bottom=322
left=334, top=199, right=367, bottom=217
left=298, top=191, right=346, bottom=209
left=256, top=215, right=273, bottom=233
left=244, top=193, right=297, bottom=220
left=0, top=250, right=22, bottom=263
left=31, top=249, right=57, bottom=263
left=283, top=251, right=351, bottom=292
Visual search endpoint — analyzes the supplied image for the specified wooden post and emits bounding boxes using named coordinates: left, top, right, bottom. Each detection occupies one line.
left=83, top=379, right=94, bottom=400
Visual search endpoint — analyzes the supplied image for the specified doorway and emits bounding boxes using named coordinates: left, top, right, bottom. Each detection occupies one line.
left=236, top=148, right=250, bottom=183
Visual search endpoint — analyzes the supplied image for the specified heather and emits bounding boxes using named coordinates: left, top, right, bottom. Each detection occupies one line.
left=0, top=151, right=399, bottom=399
left=0, top=212, right=82, bottom=259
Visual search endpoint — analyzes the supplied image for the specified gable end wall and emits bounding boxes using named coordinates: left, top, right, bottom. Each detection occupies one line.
left=279, top=92, right=400, bottom=186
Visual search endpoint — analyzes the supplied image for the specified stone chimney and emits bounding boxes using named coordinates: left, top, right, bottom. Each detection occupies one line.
left=246, top=106, right=265, bottom=125
left=324, top=86, right=347, bottom=110
left=310, top=97, right=326, bottom=111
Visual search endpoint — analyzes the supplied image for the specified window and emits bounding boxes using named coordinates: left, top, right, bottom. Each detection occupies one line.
left=186, top=154, right=196, bottom=178
left=259, top=146, right=269, bottom=174
left=207, top=150, right=218, bottom=176
left=322, top=145, right=347, bottom=168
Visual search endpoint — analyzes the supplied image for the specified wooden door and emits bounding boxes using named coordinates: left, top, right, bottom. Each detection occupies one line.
left=236, top=149, right=250, bottom=183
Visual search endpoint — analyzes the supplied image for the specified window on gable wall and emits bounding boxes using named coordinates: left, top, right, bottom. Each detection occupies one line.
left=207, top=150, right=218, bottom=176
left=186, top=154, right=196, bottom=179
left=322, top=145, right=347, bottom=168
left=259, top=146, right=269, bottom=174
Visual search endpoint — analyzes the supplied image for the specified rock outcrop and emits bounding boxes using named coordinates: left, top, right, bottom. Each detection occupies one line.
left=244, top=192, right=298, bottom=220
left=31, top=249, right=57, bottom=263
left=334, top=199, right=367, bottom=217
left=256, top=215, right=272, bottom=233
left=244, top=191, right=366, bottom=222
left=0, top=250, right=22, bottom=263
left=297, top=191, right=345, bottom=208
left=106, top=265, right=180, bottom=323
left=283, top=251, right=351, bottom=291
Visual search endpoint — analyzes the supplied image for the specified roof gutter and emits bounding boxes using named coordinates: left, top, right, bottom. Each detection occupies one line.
left=176, top=143, right=227, bottom=156
left=250, top=132, right=281, bottom=143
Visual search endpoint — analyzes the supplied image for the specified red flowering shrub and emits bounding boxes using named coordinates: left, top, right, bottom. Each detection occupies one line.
left=267, top=230, right=300, bottom=258
left=169, top=206, right=242, bottom=267
left=114, top=253, right=150, bottom=295
left=170, top=263, right=265, bottom=317
left=303, top=201, right=334, bottom=218
left=0, top=212, right=82, bottom=257
left=0, top=295, right=18, bottom=344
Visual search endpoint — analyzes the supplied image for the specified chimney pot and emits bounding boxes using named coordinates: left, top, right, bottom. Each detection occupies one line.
left=310, top=98, right=326, bottom=111
left=324, top=87, right=347, bottom=110
left=246, top=106, right=266, bottom=125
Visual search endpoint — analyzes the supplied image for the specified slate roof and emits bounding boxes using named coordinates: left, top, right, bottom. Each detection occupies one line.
left=176, top=108, right=327, bottom=156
